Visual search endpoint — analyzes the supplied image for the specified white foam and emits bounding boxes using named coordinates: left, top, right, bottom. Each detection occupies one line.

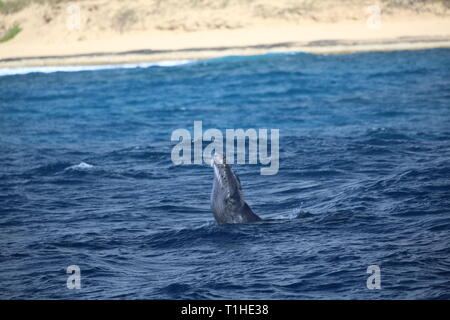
left=67, top=162, right=94, bottom=170
left=0, top=59, right=193, bottom=77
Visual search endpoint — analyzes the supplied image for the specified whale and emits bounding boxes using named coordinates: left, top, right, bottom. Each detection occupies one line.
left=210, top=153, right=262, bottom=224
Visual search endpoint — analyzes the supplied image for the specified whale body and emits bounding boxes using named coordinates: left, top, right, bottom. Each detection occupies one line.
left=210, top=153, right=262, bottom=224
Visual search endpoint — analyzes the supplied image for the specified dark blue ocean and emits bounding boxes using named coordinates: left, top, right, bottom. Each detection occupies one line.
left=1, top=49, right=449, bottom=299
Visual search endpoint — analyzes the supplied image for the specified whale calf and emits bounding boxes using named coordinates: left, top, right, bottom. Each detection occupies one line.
left=210, top=153, right=262, bottom=224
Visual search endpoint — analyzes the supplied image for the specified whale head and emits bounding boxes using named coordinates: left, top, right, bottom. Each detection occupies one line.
left=211, top=153, right=243, bottom=201
left=210, top=153, right=245, bottom=216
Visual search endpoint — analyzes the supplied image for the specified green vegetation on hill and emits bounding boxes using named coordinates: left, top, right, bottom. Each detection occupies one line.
left=0, top=25, right=22, bottom=43
left=0, top=0, right=69, bottom=15
left=0, top=0, right=449, bottom=16
left=0, top=0, right=27, bottom=14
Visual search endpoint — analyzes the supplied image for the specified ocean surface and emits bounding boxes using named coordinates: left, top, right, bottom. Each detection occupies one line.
left=1, top=49, right=449, bottom=299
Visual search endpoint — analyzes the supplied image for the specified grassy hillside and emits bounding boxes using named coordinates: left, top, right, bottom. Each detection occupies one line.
left=0, top=0, right=449, bottom=47
left=1, top=0, right=450, bottom=16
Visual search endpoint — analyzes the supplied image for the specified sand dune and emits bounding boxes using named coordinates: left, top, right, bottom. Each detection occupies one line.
left=0, top=0, right=449, bottom=68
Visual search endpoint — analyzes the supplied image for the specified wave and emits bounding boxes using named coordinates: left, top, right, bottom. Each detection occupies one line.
left=0, top=51, right=309, bottom=77
left=0, top=59, right=193, bottom=77
left=64, top=162, right=94, bottom=171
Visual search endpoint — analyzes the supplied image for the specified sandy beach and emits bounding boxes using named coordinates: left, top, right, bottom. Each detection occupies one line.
left=1, top=0, right=450, bottom=68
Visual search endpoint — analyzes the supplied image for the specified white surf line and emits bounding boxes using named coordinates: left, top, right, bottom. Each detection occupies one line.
left=0, top=59, right=193, bottom=77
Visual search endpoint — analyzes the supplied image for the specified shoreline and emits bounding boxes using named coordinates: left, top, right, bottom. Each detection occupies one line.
left=1, top=36, right=450, bottom=70
left=2, top=5, right=450, bottom=70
